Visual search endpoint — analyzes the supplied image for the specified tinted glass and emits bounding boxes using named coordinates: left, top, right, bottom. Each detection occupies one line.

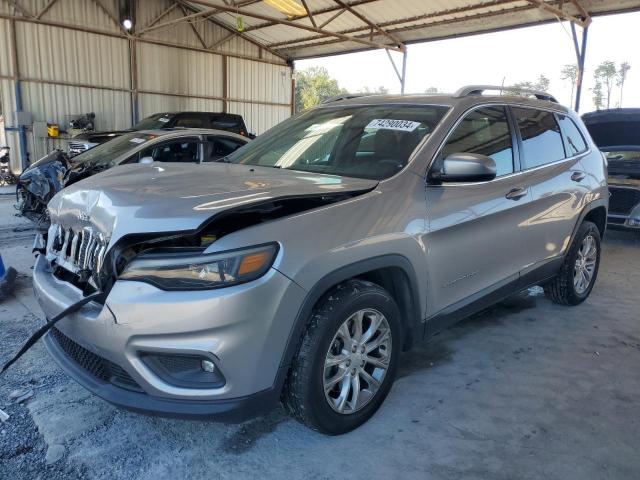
left=513, top=108, right=566, bottom=168
left=204, top=136, right=246, bottom=161
left=557, top=115, right=588, bottom=156
left=130, top=113, right=173, bottom=130
left=441, top=106, right=514, bottom=176
left=140, top=138, right=200, bottom=163
left=70, top=132, right=156, bottom=167
left=174, top=114, right=205, bottom=128
left=225, top=105, right=449, bottom=180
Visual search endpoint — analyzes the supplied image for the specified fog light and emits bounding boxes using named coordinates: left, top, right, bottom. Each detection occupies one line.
left=201, top=359, right=216, bottom=373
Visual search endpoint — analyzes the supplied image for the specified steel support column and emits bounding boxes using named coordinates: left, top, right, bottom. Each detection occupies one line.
left=9, top=19, right=28, bottom=170
left=386, top=49, right=408, bottom=94
left=571, top=22, right=589, bottom=112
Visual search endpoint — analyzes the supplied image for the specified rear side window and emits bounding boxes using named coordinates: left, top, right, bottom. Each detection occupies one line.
left=174, top=115, right=205, bottom=128
left=557, top=115, right=588, bottom=156
left=204, top=136, right=246, bottom=161
left=512, top=107, right=565, bottom=168
left=441, top=106, right=514, bottom=176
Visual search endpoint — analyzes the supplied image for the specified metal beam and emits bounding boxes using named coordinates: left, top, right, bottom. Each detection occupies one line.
left=243, top=0, right=379, bottom=33
left=300, top=0, right=317, bottom=28
left=92, top=0, right=129, bottom=35
left=526, top=0, right=589, bottom=27
left=5, top=0, right=33, bottom=18
left=268, top=0, right=519, bottom=48
left=138, top=6, right=213, bottom=35
left=35, top=0, right=58, bottom=20
left=186, top=0, right=403, bottom=52
left=319, top=8, right=346, bottom=28
left=178, top=3, right=208, bottom=48
left=0, top=12, right=288, bottom=67
left=332, top=0, right=404, bottom=49
left=8, top=19, right=29, bottom=169
left=142, top=2, right=180, bottom=30
left=177, top=1, right=290, bottom=61
left=209, top=31, right=237, bottom=50
left=570, top=22, right=589, bottom=112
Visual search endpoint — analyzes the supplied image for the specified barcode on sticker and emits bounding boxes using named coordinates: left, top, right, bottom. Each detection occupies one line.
left=366, top=119, right=420, bottom=132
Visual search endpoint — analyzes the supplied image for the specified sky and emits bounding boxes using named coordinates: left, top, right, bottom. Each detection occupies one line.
left=295, top=11, right=640, bottom=113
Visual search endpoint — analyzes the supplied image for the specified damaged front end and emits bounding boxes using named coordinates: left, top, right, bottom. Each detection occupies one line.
left=44, top=189, right=371, bottom=299
left=16, top=150, right=70, bottom=227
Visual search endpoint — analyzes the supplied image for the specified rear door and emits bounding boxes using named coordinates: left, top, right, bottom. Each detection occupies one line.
left=138, top=137, right=202, bottom=163
left=425, top=105, right=535, bottom=315
left=510, top=107, right=590, bottom=276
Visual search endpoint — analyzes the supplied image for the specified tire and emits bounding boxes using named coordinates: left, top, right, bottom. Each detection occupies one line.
left=544, top=221, right=601, bottom=306
left=283, top=279, right=402, bottom=434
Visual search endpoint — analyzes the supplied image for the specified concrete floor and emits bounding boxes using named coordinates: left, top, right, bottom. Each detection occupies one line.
left=1, top=191, right=639, bottom=479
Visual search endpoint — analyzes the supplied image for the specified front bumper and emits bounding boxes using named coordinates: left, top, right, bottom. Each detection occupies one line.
left=33, top=253, right=307, bottom=419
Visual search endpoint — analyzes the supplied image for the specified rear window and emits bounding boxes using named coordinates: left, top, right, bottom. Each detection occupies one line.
left=512, top=107, right=566, bottom=168
left=557, top=115, right=588, bottom=156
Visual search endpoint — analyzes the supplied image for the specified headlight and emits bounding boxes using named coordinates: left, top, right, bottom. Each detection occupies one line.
left=119, top=243, right=278, bottom=290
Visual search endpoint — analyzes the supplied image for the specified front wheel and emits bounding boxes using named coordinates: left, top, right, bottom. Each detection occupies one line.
left=544, top=221, right=601, bottom=305
left=283, top=280, right=401, bottom=434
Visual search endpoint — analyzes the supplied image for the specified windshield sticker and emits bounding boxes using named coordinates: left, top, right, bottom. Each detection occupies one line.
left=366, top=119, right=421, bottom=132
left=158, top=117, right=170, bottom=123
left=129, top=137, right=147, bottom=144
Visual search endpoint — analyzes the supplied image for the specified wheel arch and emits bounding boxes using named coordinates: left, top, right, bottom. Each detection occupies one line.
left=277, top=255, right=423, bottom=386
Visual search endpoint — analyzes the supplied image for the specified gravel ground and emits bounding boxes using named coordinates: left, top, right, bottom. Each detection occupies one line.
left=1, top=193, right=639, bottom=479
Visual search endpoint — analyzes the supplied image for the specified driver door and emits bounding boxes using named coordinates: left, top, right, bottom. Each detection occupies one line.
left=424, top=105, right=534, bottom=317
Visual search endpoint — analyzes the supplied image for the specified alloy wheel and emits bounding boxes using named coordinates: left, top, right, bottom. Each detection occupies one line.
left=323, top=308, right=392, bottom=414
left=574, top=234, right=597, bottom=295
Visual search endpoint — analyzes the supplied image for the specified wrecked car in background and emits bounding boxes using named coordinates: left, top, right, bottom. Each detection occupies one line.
left=68, top=112, right=253, bottom=156
left=583, top=108, right=640, bottom=230
left=17, top=129, right=248, bottom=226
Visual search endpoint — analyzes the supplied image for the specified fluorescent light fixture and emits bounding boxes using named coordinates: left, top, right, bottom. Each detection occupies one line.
left=122, top=18, right=133, bottom=30
left=264, top=0, right=306, bottom=17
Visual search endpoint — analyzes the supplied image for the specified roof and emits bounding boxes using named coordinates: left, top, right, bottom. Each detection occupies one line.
left=134, top=128, right=250, bottom=140
left=182, top=0, right=640, bottom=60
left=318, top=92, right=570, bottom=113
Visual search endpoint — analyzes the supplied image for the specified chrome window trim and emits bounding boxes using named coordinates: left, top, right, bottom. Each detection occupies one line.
left=425, top=101, right=592, bottom=187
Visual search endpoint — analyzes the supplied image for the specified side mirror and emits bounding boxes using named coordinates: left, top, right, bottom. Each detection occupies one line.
left=430, top=153, right=496, bottom=183
left=139, top=156, right=154, bottom=164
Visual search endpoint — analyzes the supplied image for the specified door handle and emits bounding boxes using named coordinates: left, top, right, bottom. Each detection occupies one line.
left=571, top=171, right=586, bottom=182
left=505, top=187, right=527, bottom=201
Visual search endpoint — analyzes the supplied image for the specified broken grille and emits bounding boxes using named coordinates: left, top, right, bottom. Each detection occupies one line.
left=48, top=224, right=107, bottom=281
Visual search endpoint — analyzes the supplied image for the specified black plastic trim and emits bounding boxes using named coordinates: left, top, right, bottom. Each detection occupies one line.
left=44, top=330, right=279, bottom=421
left=275, top=254, right=423, bottom=381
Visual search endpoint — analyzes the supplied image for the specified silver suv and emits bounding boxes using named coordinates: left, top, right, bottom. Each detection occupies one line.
left=33, top=86, right=608, bottom=434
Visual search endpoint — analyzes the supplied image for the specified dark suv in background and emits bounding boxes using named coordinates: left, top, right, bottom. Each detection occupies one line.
left=583, top=108, right=640, bottom=230
left=68, top=112, right=252, bottom=156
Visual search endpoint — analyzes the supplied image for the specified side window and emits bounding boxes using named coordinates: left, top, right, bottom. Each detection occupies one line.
left=173, top=115, right=205, bottom=128
left=140, top=138, right=200, bottom=163
left=512, top=108, right=566, bottom=168
left=441, top=106, right=514, bottom=177
left=204, top=136, right=245, bottom=161
left=211, top=116, right=242, bottom=134
left=556, top=115, right=588, bottom=156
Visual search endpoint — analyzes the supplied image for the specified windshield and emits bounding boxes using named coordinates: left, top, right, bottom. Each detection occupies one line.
left=130, top=113, right=173, bottom=131
left=225, top=104, right=449, bottom=180
left=71, top=132, right=156, bottom=167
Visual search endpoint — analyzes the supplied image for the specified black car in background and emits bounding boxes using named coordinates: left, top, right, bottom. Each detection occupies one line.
left=68, top=112, right=252, bottom=156
left=583, top=108, right=640, bottom=231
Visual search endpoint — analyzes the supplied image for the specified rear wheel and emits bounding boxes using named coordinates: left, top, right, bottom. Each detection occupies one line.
left=544, top=221, right=601, bottom=305
left=283, top=280, right=401, bottom=434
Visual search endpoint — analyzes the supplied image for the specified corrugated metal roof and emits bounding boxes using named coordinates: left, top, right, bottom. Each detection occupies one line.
left=185, top=0, right=640, bottom=59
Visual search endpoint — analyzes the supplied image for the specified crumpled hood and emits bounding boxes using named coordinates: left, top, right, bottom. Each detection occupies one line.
left=47, top=162, right=378, bottom=247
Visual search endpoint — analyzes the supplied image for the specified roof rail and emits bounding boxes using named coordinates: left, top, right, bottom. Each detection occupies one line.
left=454, top=85, right=558, bottom=103
left=321, top=93, right=368, bottom=104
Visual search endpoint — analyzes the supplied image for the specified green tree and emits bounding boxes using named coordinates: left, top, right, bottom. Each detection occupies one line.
left=592, top=81, right=604, bottom=110
left=505, top=75, right=551, bottom=96
left=593, top=61, right=617, bottom=109
left=617, top=61, right=631, bottom=107
left=358, top=85, right=389, bottom=94
left=560, top=64, right=578, bottom=108
left=294, top=67, right=347, bottom=112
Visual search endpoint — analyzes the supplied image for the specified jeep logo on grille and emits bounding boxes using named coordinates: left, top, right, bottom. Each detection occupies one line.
left=77, top=212, right=90, bottom=222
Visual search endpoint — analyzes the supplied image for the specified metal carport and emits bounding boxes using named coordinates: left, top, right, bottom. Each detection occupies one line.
left=2, top=0, right=640, bottom=173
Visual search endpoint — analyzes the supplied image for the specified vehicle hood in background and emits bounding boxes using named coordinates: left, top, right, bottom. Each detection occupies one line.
left=47, top=162, right=378, bottom=248
left=582, top=109, right=640, bottom=148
